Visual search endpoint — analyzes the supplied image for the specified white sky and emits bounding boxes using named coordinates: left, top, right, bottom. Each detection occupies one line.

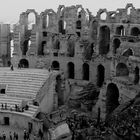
left=1, top=0, right=140, bottom=24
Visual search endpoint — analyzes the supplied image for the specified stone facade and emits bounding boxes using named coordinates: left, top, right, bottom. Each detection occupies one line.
left=0, top=24, right=11, bottom=66
left=11, top=3, right=140, bottom=119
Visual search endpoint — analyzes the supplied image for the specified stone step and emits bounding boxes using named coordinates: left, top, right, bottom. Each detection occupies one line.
left=7, top=88, right=38, bottom=93
left=8, top=94, right=36, bottom=99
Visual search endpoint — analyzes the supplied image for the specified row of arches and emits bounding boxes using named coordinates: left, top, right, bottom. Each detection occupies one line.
left=98, top=5, right=133, bottom=20
left=51, top=61, right=106, bottom=87
left=51, top=61, right=89, bottom=80
left=98, top=25, right=138, bottom=55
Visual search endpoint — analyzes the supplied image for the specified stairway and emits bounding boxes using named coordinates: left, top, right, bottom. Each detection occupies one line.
left=0, top=67, right=50, bottom=117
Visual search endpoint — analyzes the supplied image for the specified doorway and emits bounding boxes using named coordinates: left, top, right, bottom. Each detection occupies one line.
left=4, top=117, right=9, bottom=125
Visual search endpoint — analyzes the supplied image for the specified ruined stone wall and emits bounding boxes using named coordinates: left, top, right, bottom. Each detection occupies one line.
left=11, top=3, right=140, bottom=118
left=0, top=24, right=11, bottom=66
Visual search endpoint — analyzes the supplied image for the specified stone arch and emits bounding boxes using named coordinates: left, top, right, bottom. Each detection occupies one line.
left=19, top=59, right=29, bottom=68
left=134, top=66, right=139, bottom=85
left=122, top=48, right=134, bottom=57
left=76, top=20, right=81, bottom=29
left=106, top=83, right=119, bottom=115
left=112, top=38, right=121, bottom=54
left=116, top=25, right=125, bottom=36
left=83, top=63, right=89, bottom=80
left=127, top=5, right=133, bottom=15
left=97, top=64, right=105, bottom=87
left=52, top=61, right=60, bottom=70
left=100, top=12, right=107, bottom=20
left=116, top=63, right=129, bottom=76
left=77, top=7, right=82, bottom=18
left=42, top=14, right=49, bottom=28
left=131, top=27, right=140, bottom=36
left=27, top=12, right=36, bottom=30
left=67, top=62, right=75, bottom=79
left=58, top=20, right=66, bottom=34
left=99, top=26, right=110, bottom=55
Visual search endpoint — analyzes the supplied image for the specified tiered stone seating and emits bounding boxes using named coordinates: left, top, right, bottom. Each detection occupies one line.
left=0, top=67, right=50, bottom=117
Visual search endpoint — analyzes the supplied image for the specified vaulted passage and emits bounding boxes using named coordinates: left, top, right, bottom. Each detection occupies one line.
left=131, top=27, right=140, bottom=36
left=58, top=20, right=66, bottom=34
left=99, top=26, right=110, bottom=55
left=68, top=62, right=75, bottom=79
left=97, top=64, right=105, bottom=87
left=113, top=38, right=121, bottom=54
left=19, top=59, right=29, bottom=68
left=53, top=39, right=60, bottom=56
left=116, top=25, right=125, bottom=36
left=83, top=63, right=89, bottom=80
left=52, top=61, right=60, bottom=70
left=106, top=83, right=119, bottom=115
left=134, top=66, right=139, bottom=85
left=122, top=48, right=133, bottom=57
left=116, top=63, right=129, bottom=76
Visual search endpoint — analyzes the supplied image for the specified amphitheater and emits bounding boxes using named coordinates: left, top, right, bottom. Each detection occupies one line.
left=0, top=2, right=140, bottom=140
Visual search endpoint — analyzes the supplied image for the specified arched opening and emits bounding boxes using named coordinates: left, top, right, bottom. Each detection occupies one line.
left=53, top=39, right=60, bottom=56
left=99, top=26, right=110, bottom=55
left=76, top=20, right=81, bottom=29
left=77, top=7, right=82, bottom=18
left=67, top=40, right=75, bottom=57
left=106, top=83, right=119, bottom=115
left=127, top=7, right=132, bottom=15
left=68, top=62, right=75, bottom=79
left=58, top=20, right=66, bottom=34
left=10, top=40, right=14, bottom=57
left=110, top=13, right=115, bottom=18
left=0, top=89, right=5, bottom=94
left=19, top=59, right=29, bottom=68
left=134, top=66, right=139, bottom=85
left=42, top=14, right=49, bottom=29
left=131, top=27, right=140, bottom=36
left=38, top=41, right=46, bottom=55
left=83, top=63, right=89, bottom=80
left=52, top=61, right=60, bottom=70
left=100, top=12, right=107, bottom=20
left=113, top=38, right=121, bottom=54
left=55, top=75, right=64, bottom=106
left=116, top=63, right=129, bottom=76
left=116, top=26, right=125, bottom=36
left=122, top=48, right=133, bottom=57
left=54, top=39, right=60, bottom=50
left=28, top=13, right=36, bottom=30
left=97, top=64, right=105, bottom=87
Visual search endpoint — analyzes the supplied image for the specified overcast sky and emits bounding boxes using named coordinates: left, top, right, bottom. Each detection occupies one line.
left=0, top=0, right=139, bottom=24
